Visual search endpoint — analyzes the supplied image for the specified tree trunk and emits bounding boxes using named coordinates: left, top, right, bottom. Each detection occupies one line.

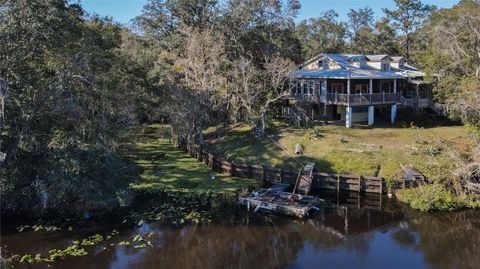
left=260, top=114, right=265, bottom=133
left=198, top=121, right=204, bottom=145
left=253, top=111, right=267, bottom=138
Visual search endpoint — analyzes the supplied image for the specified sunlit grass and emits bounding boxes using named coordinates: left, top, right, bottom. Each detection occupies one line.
left=203, top=113, right=473, bottom=182
left=123, top=125, right=256, bottom=193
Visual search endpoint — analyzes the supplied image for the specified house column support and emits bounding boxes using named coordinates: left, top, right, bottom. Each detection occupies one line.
left=346, top=106, right=353, bottom=128
left=323, top=105, right=327, bottom=123
left=347, top=78, right=351, bottom=105
left=347, top=78, right=351, bottom=94
left=391, top=104, right=397, bottom=124
left=368, top=106, right=374, bottom=126
left=416, top=83, right=420, bottom=107
left=369, top=79, right=373, bottom=94
left=393, top=79, right=397, bottom=93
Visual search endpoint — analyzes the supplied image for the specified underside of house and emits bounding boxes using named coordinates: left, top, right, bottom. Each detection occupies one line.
left=284, top=53, right=432, bottom=128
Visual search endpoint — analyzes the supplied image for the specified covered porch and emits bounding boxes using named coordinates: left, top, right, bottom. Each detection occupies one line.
left=291, top=78, right=405, bottom=107
left=399, top=80, right=432, bottom=108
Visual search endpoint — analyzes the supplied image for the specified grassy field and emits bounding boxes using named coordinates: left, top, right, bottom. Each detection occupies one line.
left=204, top=110, right=475, bottom=183
left=122, top=125, right=256, bottom=193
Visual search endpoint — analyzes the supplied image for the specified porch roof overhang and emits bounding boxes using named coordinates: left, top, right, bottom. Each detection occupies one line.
left=396, top=70, right=425, bottom=78
left=290, top=69, right=405, bottom=80
left=409, top=79, right=423, bottom=85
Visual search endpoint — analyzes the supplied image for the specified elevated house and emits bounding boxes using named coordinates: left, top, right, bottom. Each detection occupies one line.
left=285, top=53, right=432, bottom=127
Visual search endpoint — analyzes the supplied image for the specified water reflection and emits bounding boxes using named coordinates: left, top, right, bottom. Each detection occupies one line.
left=2, top=195, right=479, bottom=269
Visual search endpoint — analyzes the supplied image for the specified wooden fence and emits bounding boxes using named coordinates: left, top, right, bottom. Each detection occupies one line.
left=180, top=142, right=385, bottom=194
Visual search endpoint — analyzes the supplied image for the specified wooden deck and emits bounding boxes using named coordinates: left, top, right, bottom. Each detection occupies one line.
left=239, top=184, right=321, bottom=218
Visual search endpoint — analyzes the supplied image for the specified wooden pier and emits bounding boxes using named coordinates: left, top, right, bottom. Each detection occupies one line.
left=293, top=163, right=315, bottom=195
left=239, top=184, right=321, bottom=218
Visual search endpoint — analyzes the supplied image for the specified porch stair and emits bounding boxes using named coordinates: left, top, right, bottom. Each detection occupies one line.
left=428, top=100, right=446, bottom=116
left=284, top=105, right=311, bottom=127
left=400, top=96, right=446, bottom=116
left=293, top=162, right=315, bottom=195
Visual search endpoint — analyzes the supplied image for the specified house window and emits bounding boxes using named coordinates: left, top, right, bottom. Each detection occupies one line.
left=360, top=60, right=367, bottom=69
left=303, top=81, right=308, bottom=94
left=318, top=60, right=323, bottom=69
left=296, top=81, right=302, bottom=94
left=355, top=84, right=368, bottom=94
left=308, top=81, right=314, bottom=94
left=406, top=89, right=413, bottom=98
left=332, top=82, right=343, bottom=93
left=314, top=80, right=321, bottom=94
left=381, top=82, right=391, bottom=92
left=381, top=62, right=390, bottom=70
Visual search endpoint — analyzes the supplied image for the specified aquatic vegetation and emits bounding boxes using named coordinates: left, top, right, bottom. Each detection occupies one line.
left=44, top=243, right=88, bottom=262
left=117, top=241, right=130, bottom=246
left=131, top=233, right=154, bottom=248
left=15, top=230, right=122, bottom=264
left=17, top=224, right=61, bottom=232
left=133, top=234, right=143, bottom=242
left=81, top=234, right=104, bottom=246
left=17, top=242, right=88, bottom=264
left=128, top=189, right=234, bottom=225
left=19, top=254, right=34, bottom=264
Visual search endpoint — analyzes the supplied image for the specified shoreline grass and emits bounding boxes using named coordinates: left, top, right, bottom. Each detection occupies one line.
left=122, top=125, right=256, bottom=194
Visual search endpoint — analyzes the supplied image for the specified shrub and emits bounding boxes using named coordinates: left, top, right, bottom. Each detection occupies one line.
left=397, top=184, right=459, bottom=212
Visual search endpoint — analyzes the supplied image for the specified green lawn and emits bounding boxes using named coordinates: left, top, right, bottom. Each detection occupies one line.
left=203, top=111, right=474, bottom=182
left=123, top=125, right=256, bottom=193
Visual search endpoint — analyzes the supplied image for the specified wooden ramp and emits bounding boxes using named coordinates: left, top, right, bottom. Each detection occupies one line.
left=239, top=184, right=320, bottom=218
left=293, top=163, right=315, bottom=195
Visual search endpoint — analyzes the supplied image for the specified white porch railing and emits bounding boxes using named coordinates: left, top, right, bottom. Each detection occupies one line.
left=324, top=93, right=400, bottom=106
left=291, top=92, right=400, bottom=106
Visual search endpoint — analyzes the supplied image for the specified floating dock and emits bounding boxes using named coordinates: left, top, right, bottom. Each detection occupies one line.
left=239, top=184, right=321, bottom=218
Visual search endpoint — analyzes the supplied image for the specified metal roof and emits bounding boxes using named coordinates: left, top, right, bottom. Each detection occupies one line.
left=366, top=54, right=393, bottom=62
left=391, top=64, right=425, bottom=78
left=290, top=68, right=404, bottom=79
left=391, top=56, right=405, bottom=63
left=294, top=53, right=424, bottom=80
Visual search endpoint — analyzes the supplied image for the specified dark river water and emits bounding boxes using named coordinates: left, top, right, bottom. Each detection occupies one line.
left=1, top=193, right=480, bottom=269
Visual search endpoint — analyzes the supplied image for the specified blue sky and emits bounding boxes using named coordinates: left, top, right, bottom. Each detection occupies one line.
left=79, top=0, right=460, bottom=25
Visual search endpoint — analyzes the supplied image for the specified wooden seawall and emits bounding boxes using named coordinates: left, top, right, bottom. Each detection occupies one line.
left=181, top=143, right=385, bottom=194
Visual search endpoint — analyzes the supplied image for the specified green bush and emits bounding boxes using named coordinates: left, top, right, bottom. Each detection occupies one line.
left=397, top=184, right=459, bottom=212
left=1, top=134, right=137, bottom=216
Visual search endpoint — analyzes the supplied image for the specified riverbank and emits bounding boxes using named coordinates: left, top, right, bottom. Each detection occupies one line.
left=202, top=112, right=479, bottom=211
left=204, top=117, right=472, bottom=181
left=1, top=124, right=256, bottom=225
